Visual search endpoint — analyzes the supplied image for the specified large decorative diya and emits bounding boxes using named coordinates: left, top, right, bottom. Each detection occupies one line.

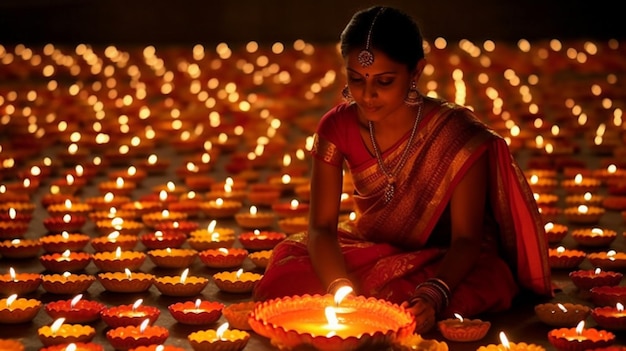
left=248, top=293, right=415, bottom=351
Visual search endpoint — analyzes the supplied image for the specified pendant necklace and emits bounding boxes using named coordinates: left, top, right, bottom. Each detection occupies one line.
left=368, top=103, right=423, bottom=204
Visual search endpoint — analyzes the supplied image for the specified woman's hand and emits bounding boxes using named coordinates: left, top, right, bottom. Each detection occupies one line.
left=401, top=297, right=437, bottom=334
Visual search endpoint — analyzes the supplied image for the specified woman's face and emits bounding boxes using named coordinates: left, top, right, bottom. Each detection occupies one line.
left=345, top=48, right=412, bottom=122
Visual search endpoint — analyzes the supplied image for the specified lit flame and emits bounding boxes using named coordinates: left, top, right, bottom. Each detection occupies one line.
left=6, top=294, right=17, bottom=308
left=499, top=331, right=510, bottom=349
left=70, top=294, right=82, bottom=309
left=50, top=317, right=66, bottom=335
left=235, top=268, right=243, bottom=280
left=218, top=248, right=229, bottom=255
left=66, top=344, right=77, bottom=351
left=333, top=285, right=353, bottom=305
left=454, top=313, right=464, bottom=322
left=107, top=231, right=120, bottom=242
left=544, top=222, right=554, bottom=231
left=324, top=306, right=339, bottom=331
left=132, top=299, right=143, bottom=312
left=577, top=205, right=588, bottom=214
left=195, top=299, right=202, bottom=309
left=575, top=320, right=585, bottom=335
left=557, top=303, right=568, bottom=313
left=594, top=267, right=602, bottom=275
left=180, top=268, right=189, bottom=283
left=115, top=246, right=122, bottom=259
left=139, top=318, right=150, bottom=333
left=216, top=322, right=229, bottom=340
left=249, top=206, right=257, bottom=215
left=290, top=199, right=299, bottom=209
left=125, top=268, right=132, bottom=279
left=617, top=303, right=624, bottom=312
left=9, top=267, right=16, bottom=281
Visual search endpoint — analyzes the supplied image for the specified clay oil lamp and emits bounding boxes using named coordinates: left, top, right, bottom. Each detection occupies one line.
left=202, top=240, right=248, bottom=263
left=0, top=208, right=30, bottom=239
left=45, top=294, right=106, bottom=324
left=128, top=345, right=185, bottom=351
left=166, top=191, right=203, bottom=216
left=0, top=206, right=32, bottom=223
left=101, top=299, right=161, bottom=328
left=41, top=192, right=79, bottom=209
left=97, top=269, right=154, bottom=293
left=141, top=153, right=171, bottom=174
left=44, top=214, right=87, bottom=233
left=548, top=320, right=615, bottom=351
left=562, top=173, right=602, bottom=194
left=534, top=193, right=559, bottom=209
left=395, top=334, right=449, bottom=351
left=92, top=247, right=146, bottom=272
left=95, top=216, right=144, bottom=236
left=602, top=195, right=626, bottom=211
left=564, top=204, right=605, bottom=224
left=90, top=230, right=138, bottom=252
left=247, top=250, right=272, bottom=270
left=437, top=312, right=491, bottom=342
left=142, top=210, right=188, bottom=230
left=235, top=205, right=276, bottom=229
left=272, top=199, right=309, bottom=218
left=0, top=267, right=41, bottom=295
left=590, top=286, right=626, bottom=307
left=268, top=173, right=309, bottom=194
left=184, top=173, right=216, bottom=193
left=593, top=163, right=626, bottom=184
left=108, top=166, right=148, bottom=184
left=247, top=183, right=282, bottom=207
left=527, top=173, right=558, bottom=193
left=565, top=191, right=604, bottom=207
left=199, top=197, right=243, bottom=219
left=41, top=272, right=96, bottom=295
left=40, top=231, right=90, bottom=253
left=147, top=248, right=198, bottom=269
left=0, top=238, right=42, bottom=258
left=571, top=228, right=617, bottom=247
left=47, top=199, right=92, bottom=218
left=153, top=268, right=209, bottom=297
left=209, top=177, right=247, bottom=194
left=248, top=291, right=415, bottom=351
left=587, top=250, right=626, bottom=271
left=239, top=230, right=286, bottom=251
left=592, top=302, right=626, bottom=331
left=187, top=322, right=251, bottom=351
left=121, top=200, right=164, bottom=218
left=212, top=268, right=262, bottom=294
left=40, top=342, right=105, bottom=351
left=548, top=246, right=586, bottom=269
left=569, top=268, right=623, bottom=291
left=98, top=177, right=136, bottom=197
left=168, top=298, right=224, bottom=325
left=0, top=339, right=24, bottom=351
left=37, top=317, right=97, bottom=347
left=339, top=192, right=355, bottom=212
left=106, top=318, right=169, bottom=351
left=152, top=181, right=188, bottom=197
left=140, top=231, right=187, bottom=250
left=188, top=221, right=236, bottom=251
left=0, top=293, right=42, bottom=323
left=89, top=207, right=138, bottom=223
left=534, top=302, right=592, bottom=327
left=84, top=192, right=131, bottom=211
left=40, top=249, right=92, bottom=273
left=278, top=215, right=309, bottom=234
left=477, top=331, right=546, bottom=351
left=50, top=174, right=87, bottom=195
left=544, top=222, right=569, bottom=244
left=153, top=219, right=199, bottom=237
left=222, top=301, right=258, bottom=331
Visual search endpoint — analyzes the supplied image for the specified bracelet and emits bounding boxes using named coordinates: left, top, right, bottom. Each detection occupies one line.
left=411, top=278, right=451, bottom=314
left=327, top=277, right=354, bottom=295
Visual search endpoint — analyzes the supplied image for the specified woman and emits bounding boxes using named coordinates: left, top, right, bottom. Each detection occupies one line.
left=253, top=5, right=552, bottom=333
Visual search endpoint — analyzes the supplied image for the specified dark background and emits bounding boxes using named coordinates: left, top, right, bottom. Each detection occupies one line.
left=0, top=0, right=624, bottom=46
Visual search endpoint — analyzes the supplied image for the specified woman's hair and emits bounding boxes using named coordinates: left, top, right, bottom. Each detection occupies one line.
left=340, top=6, right=425, bottom=70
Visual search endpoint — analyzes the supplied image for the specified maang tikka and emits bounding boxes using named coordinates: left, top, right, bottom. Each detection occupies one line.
left=357, top=7, right=386, bottom=67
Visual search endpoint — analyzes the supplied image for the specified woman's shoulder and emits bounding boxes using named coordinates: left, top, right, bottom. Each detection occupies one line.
left=317, top=102, right=358, bottom=132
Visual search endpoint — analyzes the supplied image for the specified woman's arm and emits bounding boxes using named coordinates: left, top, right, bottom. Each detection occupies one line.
left=307, top=156, right=349, bottom=291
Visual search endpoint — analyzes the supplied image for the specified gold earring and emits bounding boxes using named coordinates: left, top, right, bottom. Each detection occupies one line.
left=404, top=81, right=422, bottom=106
left=342, top=85, right=353, bottom=103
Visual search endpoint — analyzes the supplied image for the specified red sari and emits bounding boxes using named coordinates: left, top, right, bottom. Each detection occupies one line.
left=253, top=100, right=552, bottom=318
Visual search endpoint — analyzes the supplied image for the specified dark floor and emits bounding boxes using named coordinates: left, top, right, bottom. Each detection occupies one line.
left=0, top=40, right=625, bottom=350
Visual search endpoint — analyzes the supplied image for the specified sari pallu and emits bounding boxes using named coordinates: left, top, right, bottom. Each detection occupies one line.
left=253, top=101, right=552, bottom=317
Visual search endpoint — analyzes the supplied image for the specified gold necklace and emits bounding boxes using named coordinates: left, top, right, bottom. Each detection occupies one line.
left=368, top=103, right=423, bottom=204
